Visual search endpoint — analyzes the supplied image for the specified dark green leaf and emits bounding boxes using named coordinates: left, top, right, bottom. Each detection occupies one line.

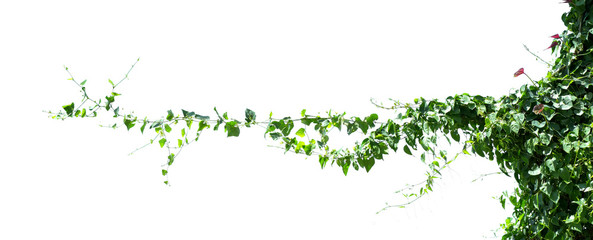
left=62, top=102, right=75, bottom=116
left=105, top=96, right=114, bottom=111
left=269, top=132, right=282, bottom=140
left=404, top=145, right=412, bottom=155
left=451, top=129, right=460, bottom=142
left=182, top=109, right=195, bottom=118
left=225, top=120, right=240, bottom=137
left=150, top=120, right=163, bottom=129
left=245, top=108, right=256, bottom=125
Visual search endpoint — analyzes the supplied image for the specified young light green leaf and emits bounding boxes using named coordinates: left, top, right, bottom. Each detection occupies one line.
left=140, top=118, right=147, bottom=134
left=167, top=153, right=175, bottom=165
left=166, top=110, right=174, bottom=121
left=159, top=138, right=166, bottom=148
left=295, top=128, right=306, bottom=138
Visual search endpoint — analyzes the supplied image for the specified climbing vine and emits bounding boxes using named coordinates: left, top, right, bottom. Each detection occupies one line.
left=48, top=1, right=593, bottom=239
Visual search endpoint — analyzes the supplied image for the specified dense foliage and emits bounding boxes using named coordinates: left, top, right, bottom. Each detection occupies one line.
left=49, top=2, right=593, bottom=239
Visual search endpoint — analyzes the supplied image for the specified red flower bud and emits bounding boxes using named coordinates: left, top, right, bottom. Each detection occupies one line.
left=514, top=68, right=525, bottom=77
left=546, top=41, right=559, bottom=49
left=551, top=34, right=560, bottom=39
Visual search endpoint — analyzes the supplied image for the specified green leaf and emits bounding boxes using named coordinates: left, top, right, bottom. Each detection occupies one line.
left=167, top=153, right=175, bottom=166
left=532, top=120, right=546, bottom=128
left=404, top=145, right=412, bottom=155
left=166, top=110, right=174, bottom=121
left=140, top=118, right=147, bottom=134
left=295, top=141, right=305, bottom=153
left=301, top=109, right=307, bottom=117
left=80, top=80, right=87, bottom=86
left=105, top=96, right=115, bottom=111
left=198, top=120, right=209, bottom=131
left=62, top=102, right=75, bottom=116
left=451, top=129, right=460, bottom=142
left=513, top=113, right=525, bottom=124
left=295, top=128, right=306, bottom=138
left=550, top=190, right=559, bottom=204
left=556, top=95, right=574, bottom=110
left=528, top=167, right=541, bottom=176
left=510, top=122, right=520, bottom=134
left=342, top=162, right=349, bottom=176
left=178, top=139, right=182, bottom=148
left=269, top=132, right=282, bottom=140
left=181, top=128, right=186, bottom=137
left=162, top=169, right=168, bottom=176
left=182, top=109, right=195, bottom=118
left=159, top=138, right=166, bottom=148
left=225, top=120, right=240, bottom=137
left=108, top=79, right=114, bottom=87
left=365, top=113, right=379, bottom=128
left=462, top=149, right=470, bottom=155
left=124, top=118, right=135, bottom=130
left=164, top=124, right=172, bottom=133
left=245, top=108, right=256, bottom=125
left=319, top=155, right=329, bottom=169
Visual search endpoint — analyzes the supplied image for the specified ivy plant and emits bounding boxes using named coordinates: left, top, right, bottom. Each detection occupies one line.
left=48, top=1, right=593, bottom=239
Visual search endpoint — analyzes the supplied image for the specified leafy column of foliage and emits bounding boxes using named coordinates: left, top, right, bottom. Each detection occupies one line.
left=48, top=2, right=593, bottom=239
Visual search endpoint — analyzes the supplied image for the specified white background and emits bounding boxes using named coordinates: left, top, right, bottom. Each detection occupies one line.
left=1, top=1, right=568, bottom=239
